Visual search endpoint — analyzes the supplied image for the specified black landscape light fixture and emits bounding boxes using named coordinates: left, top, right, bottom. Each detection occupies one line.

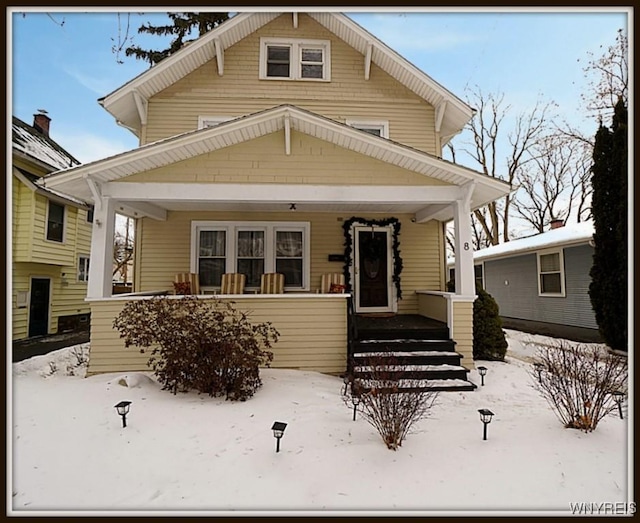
left=342, top=373, right=352, bottom=396
left=612, top=391, right=625, bottom=419
left=351, top=392, right=361, bottom=421
left=114, top=400, right=132, bottom=428
left=533, top=362, right=544, bottom=383
left=478, top=408, right=494, bottom=441
left=477, top=366, right=488, bottom=386
left=271, top=421, right=287, bottom=453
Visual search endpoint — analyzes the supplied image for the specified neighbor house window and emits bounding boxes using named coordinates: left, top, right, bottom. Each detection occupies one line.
left=474, top=264, right=484, bottom=291
left=78, top=256, right=90, bottom=282
left=346, top=119, right=389, bottom=139
left=192, top=221, right=310, bottom=291
left=198, top=116, right=234, bottom=129
left=46, top=201, right=65, bottom=242
left=86, top=205, right=94, bottom=223
left=537, top=250, right=565, bottom=296
left=260, top=38, right=331, bottom=81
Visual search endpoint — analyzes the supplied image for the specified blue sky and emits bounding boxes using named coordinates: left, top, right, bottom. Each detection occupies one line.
left=9, top=8, right=628, bottom=166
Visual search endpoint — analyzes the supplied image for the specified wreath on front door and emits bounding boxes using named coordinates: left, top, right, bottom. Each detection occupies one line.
left=341, top=217, right=403, bottom=300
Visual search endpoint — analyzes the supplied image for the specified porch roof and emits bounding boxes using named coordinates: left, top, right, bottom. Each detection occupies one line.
left=97, top=12, right=474, bottom=142
left=38, top=105, right=511, bottom=223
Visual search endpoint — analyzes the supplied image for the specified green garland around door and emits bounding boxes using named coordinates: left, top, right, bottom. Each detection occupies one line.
left=342, top=217, right=403, bottom=300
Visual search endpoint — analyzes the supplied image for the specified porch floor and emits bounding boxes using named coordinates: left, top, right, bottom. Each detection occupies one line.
left=355, top=314, right=449, bottom=340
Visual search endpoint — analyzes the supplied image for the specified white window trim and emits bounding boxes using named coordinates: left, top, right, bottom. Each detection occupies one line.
left=259, top=37, right=331, bottom=82
left=45, top=199, right=66, bottom=244
left=191, top=221, right=311, bottom=291
left=78, top=255, right=90, bottom=283
left=198, top=116, right=234, bottom=130
left=345, top=119, right=389, bottom=139
left=536, top=248, right=566, bottom=297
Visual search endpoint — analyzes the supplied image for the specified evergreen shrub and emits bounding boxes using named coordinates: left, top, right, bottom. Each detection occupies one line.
left=473, top=287, right=508, bottom=361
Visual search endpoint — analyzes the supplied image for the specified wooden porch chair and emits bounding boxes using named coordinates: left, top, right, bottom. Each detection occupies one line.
left=321, top=273, right=346, bottom=293
left=220, top=273, right=246, bottom=294
left=173, top=272, right=200, bottom=295
left=260, top=273, right=285, bottom=294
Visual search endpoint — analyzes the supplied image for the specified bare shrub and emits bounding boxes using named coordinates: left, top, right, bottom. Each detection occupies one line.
left=113, top=296, right=277, bottom=401
left=531, top=341, right=627, bottom=432
left=343, top=355, right=439, bottom=450
left=66, top=345, right=90, bottom=376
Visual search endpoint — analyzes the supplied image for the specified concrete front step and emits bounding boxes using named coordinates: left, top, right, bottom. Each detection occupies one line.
left=354, top=377, right=477, bottom=393
left=355, top=338, right=457, bottom=352
left=353, top=363, right=470, bottom=382
left=352, top=350, right=465, bottom=366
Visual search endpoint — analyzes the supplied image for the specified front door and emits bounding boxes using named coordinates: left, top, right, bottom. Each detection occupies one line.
left=29, top=278, right=50, bottom=337
left=354, top=226, right=394, bottom=313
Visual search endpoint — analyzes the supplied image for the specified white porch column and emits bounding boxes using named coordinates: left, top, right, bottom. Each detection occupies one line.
left=87, top=197, right=116, bottom=299
left=453, top=183, right=476, bottom=297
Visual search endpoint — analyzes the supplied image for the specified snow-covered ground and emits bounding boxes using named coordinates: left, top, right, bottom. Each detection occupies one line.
left=8, top=330, right=633, bottom=517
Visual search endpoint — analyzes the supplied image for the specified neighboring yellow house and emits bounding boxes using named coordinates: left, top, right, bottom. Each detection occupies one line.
left=39, top=12, right=511, bottom=380
left=11, top=113, right=93, bottom=340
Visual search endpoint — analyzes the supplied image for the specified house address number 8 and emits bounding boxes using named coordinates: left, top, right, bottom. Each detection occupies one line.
left=464, top=242, right=470, bottom=250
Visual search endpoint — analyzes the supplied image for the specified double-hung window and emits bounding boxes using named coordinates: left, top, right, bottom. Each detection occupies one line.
left=260, top=38, right=330, bottom=81
left=198, top=116, right=234, bottom=130
left=346, top=119, right=389, bottom=139
left=192, top=221, right=310, bottom=292
left=197, top=229, right=227, bottom=288
left=78, top=256, right=90, bottom=283
left=537, top=250, right=565, bottom=296
left=46, top=201, right=65, bottom=242
left=237, top=229, right=265, bottom=288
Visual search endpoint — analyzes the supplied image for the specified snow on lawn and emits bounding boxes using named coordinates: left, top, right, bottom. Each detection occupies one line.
left=9, top=332, right=632, bottom=516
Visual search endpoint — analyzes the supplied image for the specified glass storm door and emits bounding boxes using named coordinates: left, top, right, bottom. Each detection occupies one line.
left=354, top=226, right=394, bottom=313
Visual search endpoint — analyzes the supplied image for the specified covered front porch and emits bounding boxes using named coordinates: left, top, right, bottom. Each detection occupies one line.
left=39, top=105, right=510, bottom=377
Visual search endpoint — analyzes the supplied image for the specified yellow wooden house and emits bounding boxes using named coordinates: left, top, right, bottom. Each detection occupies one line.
left=11, top=113, right=93, bottom=340
left=39, top=12, right=510, bottom=384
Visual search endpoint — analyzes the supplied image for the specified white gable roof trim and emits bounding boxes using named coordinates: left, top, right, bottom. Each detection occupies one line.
left=39, top=105, right=509, bottom=209
left=99, top=12, right=473, bottom=139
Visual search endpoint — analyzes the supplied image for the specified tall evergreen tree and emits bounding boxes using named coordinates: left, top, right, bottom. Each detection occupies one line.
left=589, top=97, right=628, bottom=352
left=125, top=12, right=229, bottom=66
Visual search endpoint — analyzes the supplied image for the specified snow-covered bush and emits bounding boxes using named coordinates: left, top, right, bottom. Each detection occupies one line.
left=531, top=341, right=627, bottom=432
left=113, top=296, right=277, bottom=401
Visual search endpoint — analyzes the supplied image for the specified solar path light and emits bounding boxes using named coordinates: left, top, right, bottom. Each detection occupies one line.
left=114, top=400, right=132, bottom=428
left=533, top=362, right=544, bottom=383
left=612, top=391, right=625, bottom=419
left=271, top=421, right=287, bottom=453
left=478, top=409, right=494, bottom=441
left=477, top=366, right=487, bottom=386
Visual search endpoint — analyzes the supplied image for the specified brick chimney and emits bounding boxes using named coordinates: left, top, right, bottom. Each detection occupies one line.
left=33, top=111, right=51, bottom=137
left=550, top=219, right=564, bottom=230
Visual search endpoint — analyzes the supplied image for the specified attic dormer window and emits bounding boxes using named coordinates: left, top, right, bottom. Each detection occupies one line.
left=260, top=38, right=330, bottom=81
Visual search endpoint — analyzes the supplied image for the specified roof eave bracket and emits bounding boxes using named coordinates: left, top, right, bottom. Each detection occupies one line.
left=84, top=174, right=103, bottom=211
left=284, top=113, right=291, bottom=155
left=214, top=38, right=224, bottom=76
left=364, top=42, right=373, bottom=80
left=132, top=90, right=148, bottom=126
left=435, top=100, right=447, bottom=133
left=293, top=13, right=298, bottom=29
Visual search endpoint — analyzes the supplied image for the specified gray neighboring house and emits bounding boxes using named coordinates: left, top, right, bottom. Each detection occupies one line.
left=450, top=220, right=602, bottom=343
